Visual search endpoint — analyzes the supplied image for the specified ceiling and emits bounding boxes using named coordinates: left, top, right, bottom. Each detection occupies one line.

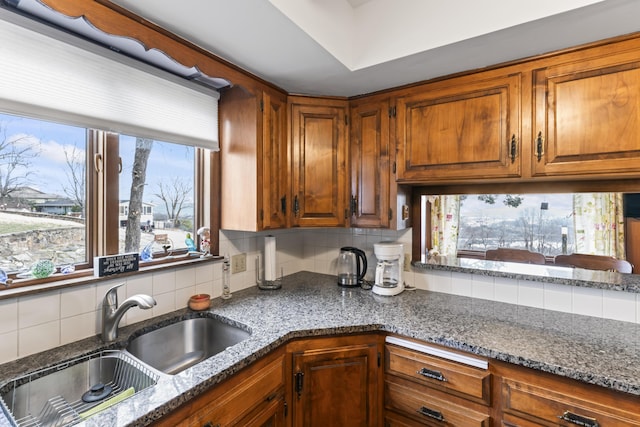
left=107, top=0, right=640, bottom=97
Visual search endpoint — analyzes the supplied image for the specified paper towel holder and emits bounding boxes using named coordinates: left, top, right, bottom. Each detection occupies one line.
left=256, top=255, right=282, bottom=290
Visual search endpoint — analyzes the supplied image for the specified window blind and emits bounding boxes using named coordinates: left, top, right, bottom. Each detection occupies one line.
left=0, top=9, right=219, bottom=150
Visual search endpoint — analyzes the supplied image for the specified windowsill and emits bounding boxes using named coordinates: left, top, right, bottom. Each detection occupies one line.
left=0, top=254, right=223, bottom=300
left=413, top=256, right=640, bottom=293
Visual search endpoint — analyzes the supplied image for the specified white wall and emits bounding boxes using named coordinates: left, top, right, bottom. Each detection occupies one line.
left=1, top=226, right=639, bottom=365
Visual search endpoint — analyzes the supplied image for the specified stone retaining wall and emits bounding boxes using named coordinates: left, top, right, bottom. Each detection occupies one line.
left=0, top=228, right=85, bottom=271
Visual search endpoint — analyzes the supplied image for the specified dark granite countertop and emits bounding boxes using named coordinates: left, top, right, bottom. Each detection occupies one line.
left=1, top=271, right=639, bottom=426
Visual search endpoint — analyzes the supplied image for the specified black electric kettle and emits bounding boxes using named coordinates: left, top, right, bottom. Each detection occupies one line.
left=337, top=246, right=367, bottom=287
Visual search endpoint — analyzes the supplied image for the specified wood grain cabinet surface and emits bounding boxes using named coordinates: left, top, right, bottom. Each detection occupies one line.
left=152, top=350, right=286, bottom=427
left=350, top=98, right=411, bottom=230
left=494, top=359, right=640, bottom=427
left=395, top=72, right=522, bottom=183
left=220, top=86, right=289, bottom=231
left=531, top=45, right=640, bottom=179
left=384, top=338, right=491, bottom=426
left=288, top=335, right=383, bottom=427
left=289, top=96, right=349, bottom=227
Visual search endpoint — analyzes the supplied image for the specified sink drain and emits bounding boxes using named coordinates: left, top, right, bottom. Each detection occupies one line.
left=81, top=383, right=113, bottom=403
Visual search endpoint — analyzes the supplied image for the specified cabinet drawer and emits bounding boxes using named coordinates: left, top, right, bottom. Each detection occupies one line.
left=386, top=342, right=491, bottom=405
left=193, top=355, right=285, bottom=427
left=502, top=378, right=640, bottom=426
left=386, top=379, right=490, bottom=427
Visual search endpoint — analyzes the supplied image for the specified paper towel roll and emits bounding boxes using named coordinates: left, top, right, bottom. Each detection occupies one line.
left=264, top=235, right=277, bottom=281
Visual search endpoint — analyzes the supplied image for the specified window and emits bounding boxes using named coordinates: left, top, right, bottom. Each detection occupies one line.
left=0, top=112, right=87, bottom=273
left=0, top=111, right=214, bottom=285
left=0, top=12, right=220, bottom=288
left=424, top=192, right=627, bottom=260
left=118, top=135, right=196, bottom=255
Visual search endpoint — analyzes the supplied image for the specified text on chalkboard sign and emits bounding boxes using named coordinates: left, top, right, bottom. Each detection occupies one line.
left=94, top=253, right=139, bottom=277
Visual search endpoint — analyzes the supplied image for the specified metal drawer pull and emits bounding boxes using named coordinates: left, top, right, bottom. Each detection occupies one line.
left=558, top=411, right=599, bottom=427
left=417, top=406, right=445, bottom=422
left=536, top=131, right=545, bottom=161
left=417, top=367, right=447, bottom=382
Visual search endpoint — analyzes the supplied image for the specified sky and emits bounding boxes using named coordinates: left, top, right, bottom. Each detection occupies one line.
left=0, top=112, right=195, bottom=216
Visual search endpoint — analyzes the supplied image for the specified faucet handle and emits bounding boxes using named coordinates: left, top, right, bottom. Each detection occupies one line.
left=104, top=282, right=125, bottom=306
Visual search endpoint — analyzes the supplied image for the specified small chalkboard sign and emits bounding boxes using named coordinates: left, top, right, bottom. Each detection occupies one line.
left=94, top=253, right=139, bottom=277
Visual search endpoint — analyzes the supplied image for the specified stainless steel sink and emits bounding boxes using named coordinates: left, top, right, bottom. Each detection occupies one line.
left=126, top=316, right=251, bottom=375
left=0, top=350, right=158, bottom=427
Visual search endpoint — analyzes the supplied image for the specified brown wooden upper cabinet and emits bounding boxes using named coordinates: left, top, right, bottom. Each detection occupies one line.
left=289, top=96, right=349, bottom=227
left=532, top=47, right=640, bottom=178
left=350, top=98, right=411, bottom=229
left=350, top=99, right=391, bottom=228
left=395, top=72, right=522, bottom=183
left=220, top=86, right=289, bottom=232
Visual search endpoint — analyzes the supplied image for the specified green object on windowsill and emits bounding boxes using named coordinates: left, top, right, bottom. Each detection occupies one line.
left=31, top=259, right=55, bottom=278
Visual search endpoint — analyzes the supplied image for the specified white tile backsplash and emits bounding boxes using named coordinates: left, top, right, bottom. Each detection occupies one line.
left=517, top=280, right=544, bottom=309
left=0, top=299, right=17, bottom=334
left=60, top=284, right=96, bottom=318
left=603, top=289, right=637, bottom=323
left=1, top=226, right=640, bottom=364
left=19, top=321, right=59, bottom=357
left=0, top=331, right=17, bottom=364
left=61, top=311, right=97, bottom=345
left=471, top=274, right=495, bottom=300
left=572, top=286, right=604, bottom=317
left=18, top=291, right=60, bottom=329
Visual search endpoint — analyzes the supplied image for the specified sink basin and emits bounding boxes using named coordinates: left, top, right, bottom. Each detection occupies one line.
left=0, top=350, right=158, bottom=427
left=126, top=316, right=251, bottom=375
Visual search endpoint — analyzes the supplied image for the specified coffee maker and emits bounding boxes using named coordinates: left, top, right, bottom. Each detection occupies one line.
left=337, top=246, right=367, bottom=287
left=373, top=242, right=404, bottom=296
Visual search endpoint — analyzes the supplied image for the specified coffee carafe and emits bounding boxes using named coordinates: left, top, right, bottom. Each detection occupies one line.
left=337, top=246, right=367, bottom=287
left=373, top=242, right=404, bottom=296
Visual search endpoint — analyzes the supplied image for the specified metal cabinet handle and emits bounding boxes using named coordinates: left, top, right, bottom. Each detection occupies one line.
left=558, top=410, right=599, bottom=427
left=417, top=406, right=445, bottom=422
left=203, top=422, right=220, bottom=427
left=536, top=131, right=545, bottom=161
left=293, top=195, right=300, bottom=217
left=510, top=134, right=517, bottom=163
left=417, top=367, right=447, bottom=382
left=280, top=195, right=287, bottom=214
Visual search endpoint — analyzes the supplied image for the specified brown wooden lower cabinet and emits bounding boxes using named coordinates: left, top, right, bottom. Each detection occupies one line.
left=152, top=333, right=640, bottom=427
left=152, top=349, right=286, bottom=427
left=384, top=336, right=491, bottom=426
left=288, top=334, right=384, bottom=427
left=494, top=359, right=640, bottom=427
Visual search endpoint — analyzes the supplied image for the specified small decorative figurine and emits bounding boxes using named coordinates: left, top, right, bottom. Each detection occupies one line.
left=140, top=241, right=154, bottom=262
left=0, top=268, right=8, bottom=286
left=197, top=226, right=212, bottom=257
left=185, top=233, right=197, bottom=252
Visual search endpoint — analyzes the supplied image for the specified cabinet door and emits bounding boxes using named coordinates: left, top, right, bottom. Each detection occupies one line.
left=155, top=351, right=286, bottom=427
left=396, top=73, right=521, bottom=183
left=350, top=99, right=391, bottom=228
left=220, top=87, right=288, bottom=232
left=261, top=91, right=289, bottom=230
left=532, top=49, right=640, bottom=178
left=234, top=391, right=287, bottom=427
left=290, top=99, right=348, bottom=227
left=292, top=343, right=379, bottom=427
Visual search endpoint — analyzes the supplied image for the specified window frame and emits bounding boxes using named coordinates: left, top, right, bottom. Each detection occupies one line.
left=1, top=126, right=219, bottom=291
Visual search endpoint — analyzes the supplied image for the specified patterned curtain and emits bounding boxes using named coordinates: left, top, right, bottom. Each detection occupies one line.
left=572, top=193, right=625, bottom=258
left=430, top=195, right=461, bottom=256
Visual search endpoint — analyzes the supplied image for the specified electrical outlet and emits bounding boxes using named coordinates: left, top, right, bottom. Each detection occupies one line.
left=403, top=253, right=412, bottom=272
left=232, top=253, right=247, bottom=274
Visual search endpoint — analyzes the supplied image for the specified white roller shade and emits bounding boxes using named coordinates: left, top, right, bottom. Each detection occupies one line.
left=0, top=9, right=219, bottom=150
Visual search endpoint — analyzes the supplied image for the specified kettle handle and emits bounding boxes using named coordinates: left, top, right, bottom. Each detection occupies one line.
left=354, top=248, right=367, bottom=281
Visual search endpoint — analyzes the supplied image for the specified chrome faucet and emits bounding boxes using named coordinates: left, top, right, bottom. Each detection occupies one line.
left=102, top=282, right=156, bottom=342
